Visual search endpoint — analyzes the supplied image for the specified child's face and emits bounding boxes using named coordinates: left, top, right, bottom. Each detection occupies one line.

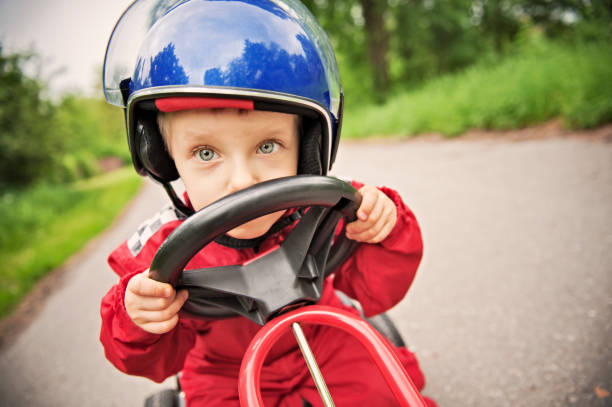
left=165, top=109, right=299, bottom=239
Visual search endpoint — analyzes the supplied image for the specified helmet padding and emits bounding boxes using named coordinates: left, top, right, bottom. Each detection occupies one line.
left=135, top=110, right=179, bottom=182
left=298, top=117, right=323, bottom=175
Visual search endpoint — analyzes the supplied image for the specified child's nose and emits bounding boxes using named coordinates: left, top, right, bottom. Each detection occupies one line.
left=228, top=161, right=258, bottom=193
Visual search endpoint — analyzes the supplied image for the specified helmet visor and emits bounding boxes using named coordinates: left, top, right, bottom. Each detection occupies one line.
left=103, top=0, right=188, bottom=107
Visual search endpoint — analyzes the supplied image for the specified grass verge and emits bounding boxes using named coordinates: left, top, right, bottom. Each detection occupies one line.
left=0, top=168, right=141, bottom=318
left=342, top=40, right=612, bottom=139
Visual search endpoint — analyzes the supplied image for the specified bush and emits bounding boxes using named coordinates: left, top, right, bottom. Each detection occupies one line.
left=0, top=47, right=59, bottom=186
left=0, top=45, right=130, bottom=188
left=0, top=169, right=141, bottom=317
left=52, top=95, right=130, bottom=182
left=342, top=38, right=612, bottom=139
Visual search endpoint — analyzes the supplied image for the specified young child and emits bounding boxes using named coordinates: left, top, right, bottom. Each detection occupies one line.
left=100, top=1, right=435, bottom=405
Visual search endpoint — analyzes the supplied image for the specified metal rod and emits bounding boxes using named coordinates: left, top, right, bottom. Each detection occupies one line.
left=291, top=322, right=335, bottom=407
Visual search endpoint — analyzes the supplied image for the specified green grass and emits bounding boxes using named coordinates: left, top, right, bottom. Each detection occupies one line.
left=342, top=40, right=612, bottom=139
left=0, top=168, right=142, bottom=318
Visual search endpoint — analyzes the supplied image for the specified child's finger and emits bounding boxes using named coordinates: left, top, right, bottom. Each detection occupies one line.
left=346, top=210, right=378, bottom=235
left=135, top=290, right=188, bottom=323
left=347, top=191, right=384, bottom=234
left=369, top=205, right=396, bottom=242
left=135, top=294, right=176, bottom=311
left=128, top=271, right=173, bottom=298
left=347, top=201, right=396, bottom=243
left=346, top=217, right=376, bottom=236
left=365, top=194, right=385, bottom=223
left=368, top=220, right=396, bottom=244
left=140, top=315, right=180, bottom=335
left=356, top=186, right=379, bottom=221
left=347, top=213, right=385, bottom=242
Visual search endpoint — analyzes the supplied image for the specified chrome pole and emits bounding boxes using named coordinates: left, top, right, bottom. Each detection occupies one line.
left=291, top=322, right=335, bottom=407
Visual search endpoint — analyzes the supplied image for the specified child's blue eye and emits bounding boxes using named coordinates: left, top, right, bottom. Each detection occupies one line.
left=197, top=148, right=217, bottom=162
left=258, top=141, right=279, bottom=154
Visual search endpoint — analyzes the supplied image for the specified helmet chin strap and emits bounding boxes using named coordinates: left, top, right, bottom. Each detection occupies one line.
left=161, top=181, right=194, bottom=218
left=214, top=209, right=303, bottom=250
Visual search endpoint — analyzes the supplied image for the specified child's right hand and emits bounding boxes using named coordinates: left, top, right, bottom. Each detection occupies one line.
left=125, top=270, right=189, bottom=334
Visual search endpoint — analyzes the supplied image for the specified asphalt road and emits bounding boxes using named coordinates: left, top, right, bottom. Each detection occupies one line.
left=0, top=136, right=610, bottom=406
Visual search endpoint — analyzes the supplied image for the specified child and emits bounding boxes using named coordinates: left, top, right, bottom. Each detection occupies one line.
left=100, top=1, right=435, bottom=405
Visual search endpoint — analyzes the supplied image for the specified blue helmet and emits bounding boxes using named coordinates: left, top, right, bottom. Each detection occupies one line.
left=103, top=0, right=343, bottom=197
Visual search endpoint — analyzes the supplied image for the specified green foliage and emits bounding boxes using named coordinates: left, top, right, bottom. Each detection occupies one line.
left=558, top=42, right=612, bottom=127
left=342, top=39, right=612, bottom=138
left=303, top=0, right=612, bottom=106
left=390, top=0, right=485, bottom=85
left=519, top=0, right=612, bottom=39
left=303, top=0, right=376, bottom=105
left=0, top=168, right=141, bottom=318
left=53, top=95, right=129, bottom=183
left=0, top=45, right=129, bottom=188
left=0, top=47, right=59, bottom=186
left=0, top=45, right=137, bottom=317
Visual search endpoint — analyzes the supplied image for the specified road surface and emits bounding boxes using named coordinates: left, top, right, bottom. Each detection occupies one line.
left=0, top=135, right=611, bottom=406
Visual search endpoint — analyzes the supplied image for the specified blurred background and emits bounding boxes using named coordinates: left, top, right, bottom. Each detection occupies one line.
left=0, top=1, right=610, bottom=404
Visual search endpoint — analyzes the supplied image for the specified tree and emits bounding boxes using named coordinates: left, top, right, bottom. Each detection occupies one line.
left=477, top=0, right=521, bottom=52
left=303, top=0, right=611, bottom=104
left=302, top=0, right=385, bottom=103
left=391, top=0, right=483, bottom=84
left=0, top=46, right=59, bottom=187
left=519, top=0, right=612, bottom=40
left=360, top=0, right=391, bottom=99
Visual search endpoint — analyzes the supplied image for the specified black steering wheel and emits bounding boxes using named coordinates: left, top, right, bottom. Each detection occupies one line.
left=149, top=175, right=362, bottom=325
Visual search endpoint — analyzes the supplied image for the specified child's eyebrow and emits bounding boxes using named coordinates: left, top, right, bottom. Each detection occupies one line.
left=174, top=131, right=219, bottom=151
left=261, top=128, right=295, bottom=137
left=180, top=127, right=217, bottom=140
left=261, top=121, right=299, bottom=134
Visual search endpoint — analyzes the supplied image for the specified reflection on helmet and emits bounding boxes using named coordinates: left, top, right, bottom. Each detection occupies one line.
left=105, top=0, right=342, bottom=113
left=131, top=1, right=332, bottom=113
left=134, top=43, right=189, bottom=88
left=103, top=0, right=344, bottom=214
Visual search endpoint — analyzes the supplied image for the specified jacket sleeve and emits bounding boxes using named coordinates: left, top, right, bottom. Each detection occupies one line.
left=99, top=226, right=201, bottom=383
left=332, top=181, right=424, bottom=317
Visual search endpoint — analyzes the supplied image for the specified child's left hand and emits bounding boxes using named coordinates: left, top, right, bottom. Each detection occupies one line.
left=345, top=185, right=397, bottom=244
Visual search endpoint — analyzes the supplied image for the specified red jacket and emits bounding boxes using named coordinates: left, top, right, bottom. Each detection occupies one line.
left=100, top=182, right=433, bottom=406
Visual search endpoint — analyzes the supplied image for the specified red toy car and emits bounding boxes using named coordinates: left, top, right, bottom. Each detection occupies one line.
left=145, top=176, right=428, bottom=407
